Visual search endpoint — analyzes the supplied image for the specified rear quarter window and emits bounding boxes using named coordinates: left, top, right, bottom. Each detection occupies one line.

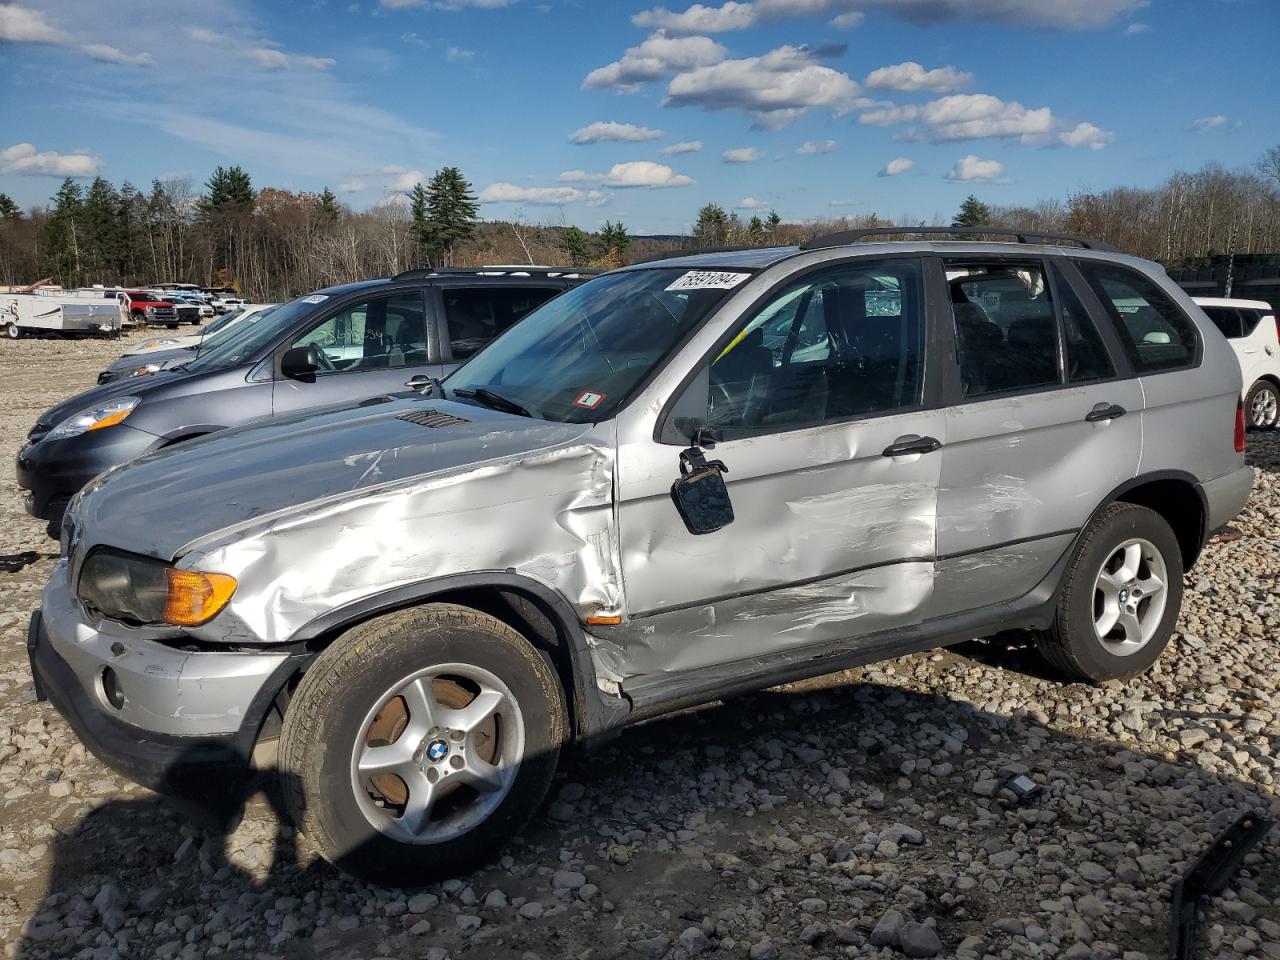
left=1202, top=306, right=1244, bottom=339
left=1075, top=261, right=1200, bottom=372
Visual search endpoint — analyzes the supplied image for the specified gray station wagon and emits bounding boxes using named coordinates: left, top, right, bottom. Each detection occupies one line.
left=28, top=228, right=1254, bottom=885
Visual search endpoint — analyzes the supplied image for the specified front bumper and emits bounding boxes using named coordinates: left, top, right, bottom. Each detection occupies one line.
left=16, top=423, right=162, bottom=525
left=28, top=565, right=300, bottom=792
left=1200, top=464, right=1255, bottom=535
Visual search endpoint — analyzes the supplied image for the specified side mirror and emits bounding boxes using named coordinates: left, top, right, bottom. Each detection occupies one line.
left=670, top=445, right=734, bottom=536
left=281, top=345, right=320, bottom=381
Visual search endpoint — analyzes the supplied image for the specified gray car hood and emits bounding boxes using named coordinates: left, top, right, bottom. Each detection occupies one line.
left=73, top=397, right=593, bottom=560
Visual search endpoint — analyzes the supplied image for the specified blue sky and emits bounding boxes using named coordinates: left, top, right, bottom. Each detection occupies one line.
left=1, top=0, right=1277, bottom=234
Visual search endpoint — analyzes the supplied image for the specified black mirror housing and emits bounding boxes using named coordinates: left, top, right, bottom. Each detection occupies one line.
left=281, top=345, right=320, bottom=381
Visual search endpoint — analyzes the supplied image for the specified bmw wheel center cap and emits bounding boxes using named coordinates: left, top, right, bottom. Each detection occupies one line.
left=426, top=739, right=450, bottom=763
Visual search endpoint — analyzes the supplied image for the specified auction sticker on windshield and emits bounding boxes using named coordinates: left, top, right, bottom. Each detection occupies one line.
left=665, top=271, right=751, bottom=292
left=302, top=295, right=329, bottom=304
left=572, top=390, right=606, bottom=410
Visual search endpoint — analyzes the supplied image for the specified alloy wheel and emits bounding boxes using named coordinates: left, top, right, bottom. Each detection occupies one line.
left=1092, top=537, right=1168, bottom=655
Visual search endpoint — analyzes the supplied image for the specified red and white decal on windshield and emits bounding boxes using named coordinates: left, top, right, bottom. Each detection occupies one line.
left=572, top=390, right=606, bottom=410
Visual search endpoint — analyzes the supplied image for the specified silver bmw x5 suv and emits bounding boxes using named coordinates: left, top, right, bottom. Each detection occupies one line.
left=29, top=229, right=1254, bottom=884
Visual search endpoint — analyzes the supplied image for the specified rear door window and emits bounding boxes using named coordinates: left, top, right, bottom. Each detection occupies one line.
left=1202, top=306, right=1244, bottom=339
left=1052, top=265, right=1115, bottom=383
left=444, top=287, right=561, bottom=361
left=1075, top=262, right=1200, bottom=372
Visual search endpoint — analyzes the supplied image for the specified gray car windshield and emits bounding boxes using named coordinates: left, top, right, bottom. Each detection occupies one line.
left=184, top=299, right=312, bottom=372
left=445, top=268, right=745, bottom=422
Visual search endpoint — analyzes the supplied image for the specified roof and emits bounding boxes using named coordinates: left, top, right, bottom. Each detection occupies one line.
left=1193, top=296, right=1275, bottom=311
left=623, top=246, right=800, bottom=272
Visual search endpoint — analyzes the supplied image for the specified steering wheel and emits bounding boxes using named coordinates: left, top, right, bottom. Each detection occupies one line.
left=314, top=348, right=337, bottom=372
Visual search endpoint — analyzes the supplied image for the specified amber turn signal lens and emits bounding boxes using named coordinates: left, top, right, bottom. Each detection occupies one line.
left=86, top=408, right=134, bottom=431
left=163, top=569, right=237, bottom=626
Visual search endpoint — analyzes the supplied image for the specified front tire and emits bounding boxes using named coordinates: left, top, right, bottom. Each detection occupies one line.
left=279, top=604, right=566, bottom=885
left=1245, top=380, right=1279, bottom=431
left=1037, top=503, right=1183, bottom=681
left=5, top=322, right=19, bottom=339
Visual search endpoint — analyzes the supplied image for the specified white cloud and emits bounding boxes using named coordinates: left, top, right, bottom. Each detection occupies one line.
left=583, top=32, right=728, bottom=92
left=661, top=140, right=703, bottom=155
left=865, top=60, right=970, bottom=93
left=478, top=183, right=606, bottom=205
left=0, top=3, right=65, bottom=43
left=723, top=146, right=762, bottom=163
left=632, top=0, right=1146, bottom=34
left=859, top=92, right=1110, bottom=148
left=879, top=156, right=914, bottom=176
left=570, top=121, right=666, bottom=144
left=1123, top=22, right=1148, bottom=35
left=248, top=47, right=335, bottom=70
left=1058, top=121, right=1112, bottom=149
left=797, top=139, right=836, bottom=155
left=338, top=179, right=368, bottom=193
left=832, top=11, right=864, bottom=28
left=0, top=142, right=99, bottom=177
left=559, top=161, right=693, bottom=187
left=80, top=43, right=153, bottom=66
left=1193, top=115, right=1227, bottom=132
left=665, top=45, right=862, bottom=128
left=736, top=196, right=766, bottom=208
left=382, top=165, right=426, bottom=191
left=446, top=45, right=474, bottom=61
left=946, top=154, right=1005, bottom=182
left=187, top=27, right=228, bottom=44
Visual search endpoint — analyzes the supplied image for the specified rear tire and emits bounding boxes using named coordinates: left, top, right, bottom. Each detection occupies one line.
left=1037, top=502, right=1183, bottom=681
left=1245, top=380, right=1279, bottom=431
left=279, top=604, right=566, bottom=885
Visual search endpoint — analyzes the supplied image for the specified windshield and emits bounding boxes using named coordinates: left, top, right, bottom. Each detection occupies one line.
left=445, top=268, right=745, bottom=422
left=184, top=300, right=304, bottom=372
left=202, top=308, right=243, bottom=335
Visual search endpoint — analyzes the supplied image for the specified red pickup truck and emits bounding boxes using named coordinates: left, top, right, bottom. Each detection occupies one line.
left=121, top=291, right=180, bottom=328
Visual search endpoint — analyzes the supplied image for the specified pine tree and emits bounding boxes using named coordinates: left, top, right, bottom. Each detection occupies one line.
left=766, top=210, right=782, bottom=236
left=408, top=182, right=431, bottom=263
left=953, top=195, right=993, bottom=228
left=38, top=178, right=86, bottom=286
left=422, top=167, right=479, bottom=266
left=559, top=226, right=591, bottom=266
left=694, top=202, right=728, bottom=247
left=81, top=177, right=125, bottom=281
left=598, top=220, right=630, bottom=259
left=317, top=187, right=341, bottom=226
left=199, top=165, right=256, bottom=215
left=0, top=194, right=19, bottom=222
left=748, top=215, right=766, bottom=245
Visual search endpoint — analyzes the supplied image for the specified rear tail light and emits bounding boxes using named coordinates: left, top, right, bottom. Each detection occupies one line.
left=1235, top=399, right=1247, bottom=453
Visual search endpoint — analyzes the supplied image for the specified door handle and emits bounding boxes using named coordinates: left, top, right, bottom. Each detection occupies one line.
left=882, top=435, right=942, bottom=458
left=1085, top=403, right=1126, bottom=423
left=404, top=375, right=430, bottom=389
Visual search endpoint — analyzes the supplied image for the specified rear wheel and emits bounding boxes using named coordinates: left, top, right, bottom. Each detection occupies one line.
left=5, top=322, right=19, bottom=339
left=1037, top=502, right=1183, bottom=681
left=279, top=604, right=566, bottom=885
left=1245, top=380, right=1279, bottom=430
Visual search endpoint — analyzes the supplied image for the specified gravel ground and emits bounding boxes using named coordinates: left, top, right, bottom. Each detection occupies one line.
left=0, top=335, right=1277, bottom=960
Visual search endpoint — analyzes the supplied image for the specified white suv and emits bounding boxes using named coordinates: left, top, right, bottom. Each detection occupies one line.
left=1195, top=297, right=1279, bottom=430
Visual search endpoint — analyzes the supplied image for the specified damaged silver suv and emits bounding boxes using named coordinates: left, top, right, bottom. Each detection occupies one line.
left=29, top=229, right=1254, bottom=884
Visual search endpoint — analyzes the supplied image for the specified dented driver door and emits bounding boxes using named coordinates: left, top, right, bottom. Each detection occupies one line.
left=609, top=256, right=945, bottom=680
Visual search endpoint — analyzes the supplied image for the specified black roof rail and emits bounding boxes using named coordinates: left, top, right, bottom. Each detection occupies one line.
left=391, top=265, right=602, bottom=281
left=798, top=226, right=1117, bottom=253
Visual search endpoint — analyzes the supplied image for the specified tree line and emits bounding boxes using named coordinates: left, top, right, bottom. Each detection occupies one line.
left=0, top=145, right=1276, bottom=300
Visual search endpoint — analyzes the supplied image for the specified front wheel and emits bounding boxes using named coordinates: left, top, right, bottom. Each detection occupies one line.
left=279, top=604, right=566, bottom=885
left=1245, top=380, right=1279, bottom=431
left=5, top=322, right=19, bottom=339
left=1036, top=502, right=1183, bottom=681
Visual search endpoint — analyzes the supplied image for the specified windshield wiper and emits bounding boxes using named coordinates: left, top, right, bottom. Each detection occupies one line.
left=453, top=387, right=531, bottom=418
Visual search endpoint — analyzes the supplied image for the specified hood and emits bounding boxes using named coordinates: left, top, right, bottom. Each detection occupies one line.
left=73, top=397, right=594, bottom=560
left=34, top=372, right=186, bottom=434
left=106, top=345, right=196, bottom=375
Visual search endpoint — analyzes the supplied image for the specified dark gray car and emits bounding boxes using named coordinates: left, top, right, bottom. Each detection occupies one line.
left=17, top=269, right=588, bottom=532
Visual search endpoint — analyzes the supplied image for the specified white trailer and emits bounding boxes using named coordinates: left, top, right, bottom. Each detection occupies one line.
left=0, top=291, right=123, bottom=339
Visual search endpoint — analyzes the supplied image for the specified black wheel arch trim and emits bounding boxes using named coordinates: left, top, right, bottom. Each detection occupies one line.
left=286, top=570, right=625, bottom=748
left=1091, top=469, right=1209, bottom=567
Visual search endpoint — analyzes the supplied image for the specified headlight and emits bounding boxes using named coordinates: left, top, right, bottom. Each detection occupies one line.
left=45, top=397, right=140, bottom=442
left=78, top=551, right=237, bottom=626
left=145, top=306, right=157, bottom=315
left=131, top=363, right=163, bottom=378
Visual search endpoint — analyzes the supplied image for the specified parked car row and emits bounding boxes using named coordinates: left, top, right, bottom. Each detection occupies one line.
left=20, top=235, right=1254, bottom=886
